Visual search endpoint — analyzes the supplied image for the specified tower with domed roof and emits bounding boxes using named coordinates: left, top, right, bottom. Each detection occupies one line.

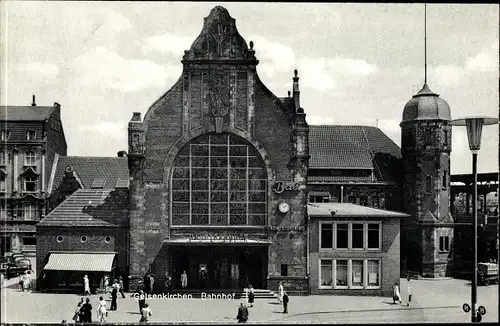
left=400, top=4, right=454, bottom=278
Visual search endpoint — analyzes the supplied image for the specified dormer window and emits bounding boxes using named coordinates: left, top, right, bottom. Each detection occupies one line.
left=24, top=176, right=37, bottom=192
left=26, top=130, right=36, bottom=141
left=25, top=151, right=36, bottom=166
left=1, top=130, right=10, bottom=141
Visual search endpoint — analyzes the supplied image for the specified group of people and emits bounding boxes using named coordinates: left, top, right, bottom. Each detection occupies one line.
left=236, top=281, right=290, bottom=323
left=18, top=271, right=32, bottom=291
left=392, top=275, right=413, bottom=306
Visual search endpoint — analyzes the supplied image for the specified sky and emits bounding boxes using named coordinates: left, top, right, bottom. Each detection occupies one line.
left=1, top=1, right=498, bottom=175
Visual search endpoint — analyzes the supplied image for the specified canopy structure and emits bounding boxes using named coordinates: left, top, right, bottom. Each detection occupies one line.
left=43, top=252, right=116, bottom=272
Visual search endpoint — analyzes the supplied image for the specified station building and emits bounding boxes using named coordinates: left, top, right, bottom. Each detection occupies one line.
left=35, top=5, right=482, bottom=295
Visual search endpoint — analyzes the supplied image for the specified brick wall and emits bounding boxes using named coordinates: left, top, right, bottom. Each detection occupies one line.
left=36, top=227, right=128, bottom=290
left=309, top=217, right=400, bottom=296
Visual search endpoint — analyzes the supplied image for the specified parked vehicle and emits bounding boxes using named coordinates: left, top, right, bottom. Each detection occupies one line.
left=478, top=262, right=498, bottom=285
left=0, top=261, right=32, bottom=279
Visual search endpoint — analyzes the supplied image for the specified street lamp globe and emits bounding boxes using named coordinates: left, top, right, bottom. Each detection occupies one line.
left=449, top=116, right=498, bottom=154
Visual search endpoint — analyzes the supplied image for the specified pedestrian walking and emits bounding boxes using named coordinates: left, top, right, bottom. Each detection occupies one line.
left=137, top=289, right=146, bottom=313
left=72, top=300, right=83, bottom=323
left=149, top=274, right=155, bottom=294
left=277, top=281, right=284, bottom=303
left=406, top=275, right=412, bottom=307
left=392, top=282, right=402, bottom=304
left=97, top=296, right=107, bottom=323
left=18, top=274, right=24, bottom=291
left=110, top=280, right=118, bottom=311
left=23, top=271, right=31, bottom=292
left=164, top=275, right=172, bottom=294
left=118, top=276, right=125, bottom=298
left=83, top=275, right=91, bottom=295
left=248, top=285, right=255, bottom=307
left=282, top=291, right=289, bottom=313
left=236, top=302, right=249, bottom=323
left=80, top=297, right=93, bottom=323
left=180, top=270, right=187, bottom=288
left=139, top=303, right=152, bottom=323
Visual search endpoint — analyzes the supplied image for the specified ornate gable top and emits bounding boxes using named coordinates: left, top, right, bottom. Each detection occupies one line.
left=183, top=6, right=257, bottom=63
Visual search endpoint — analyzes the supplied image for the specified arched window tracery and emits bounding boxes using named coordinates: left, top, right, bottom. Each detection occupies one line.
left=171, top=133, right=267, bottom=226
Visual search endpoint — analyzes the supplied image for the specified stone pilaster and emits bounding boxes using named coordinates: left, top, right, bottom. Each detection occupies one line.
left=12, top=147, right=18, bottom=193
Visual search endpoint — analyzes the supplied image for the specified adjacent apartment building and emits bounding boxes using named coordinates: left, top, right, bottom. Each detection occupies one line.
left=0, top=97, right=67, bottom=258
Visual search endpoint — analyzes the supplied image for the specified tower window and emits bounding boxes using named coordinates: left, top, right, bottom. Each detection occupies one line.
left=26, top=131, right=36, bottom=141
left=425, top=129, right=432, bottom=145
left=281, top=264, right=288, bottom=276
left=442, top=172, right=447, bottom=190
left=439, top=236, right=450, bottom=252
left=443, top=129, right=448, bottom=146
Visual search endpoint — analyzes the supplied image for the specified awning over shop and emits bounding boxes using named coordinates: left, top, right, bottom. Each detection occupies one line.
left=44, top=252, right=116, bottom=272
left=163, top=238, right=272, bottom=246
left=308, top=191, right=330, bottom=197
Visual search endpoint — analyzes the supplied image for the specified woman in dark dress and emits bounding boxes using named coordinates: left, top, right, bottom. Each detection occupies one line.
left=80, top=297, right=92, bottom=323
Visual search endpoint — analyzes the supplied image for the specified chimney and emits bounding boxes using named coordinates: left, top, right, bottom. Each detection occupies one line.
left=31, top=95, right=36, bottom=106
left=117, top=151, right=127, bottom=158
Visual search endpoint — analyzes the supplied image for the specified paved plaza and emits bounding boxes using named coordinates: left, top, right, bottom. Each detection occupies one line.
left=1, top=277, right=498, bottom=324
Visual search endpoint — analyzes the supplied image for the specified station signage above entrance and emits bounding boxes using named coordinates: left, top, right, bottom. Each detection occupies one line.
left=188, top=233, right=248, bottom=242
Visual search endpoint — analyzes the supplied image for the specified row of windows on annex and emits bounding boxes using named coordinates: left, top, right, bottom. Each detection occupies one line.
left=320, top=222, right=381, bottom=251
left=320, top=259, right=381, bottom=289
left=54, top=235, right=112, bottom=243
left=0, top=201, right=39, bottom=220
left=171, top=133, right=267, bottom=227
left=0, top=150, right=39, bottom=166
left=308, top=189, right=386, bottom=209
left=1, top=130, right=40, bottom=141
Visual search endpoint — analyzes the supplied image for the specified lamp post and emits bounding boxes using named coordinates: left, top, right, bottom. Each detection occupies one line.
left=450, top=116, right=498, bottom=323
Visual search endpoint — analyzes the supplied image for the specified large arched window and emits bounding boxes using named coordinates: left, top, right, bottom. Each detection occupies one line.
left=171, top=133, right=267, bottom=226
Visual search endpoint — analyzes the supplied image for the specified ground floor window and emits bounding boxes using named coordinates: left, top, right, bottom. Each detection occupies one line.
left=319, top=258, right=381, bottom=289
left=439, top=236, right=450, bottom=252
left=23, top=237, right=37, bottom=246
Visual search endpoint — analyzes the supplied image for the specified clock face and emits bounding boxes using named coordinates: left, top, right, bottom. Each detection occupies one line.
left=279, top=202, right=290, bottom=213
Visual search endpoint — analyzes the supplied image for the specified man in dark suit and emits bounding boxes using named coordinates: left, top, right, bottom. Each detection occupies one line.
left=236, top=302, right=249, bottom=323
left=282, top=291, right=289, bottom=313
left=110, top=279, right=118, bottom=310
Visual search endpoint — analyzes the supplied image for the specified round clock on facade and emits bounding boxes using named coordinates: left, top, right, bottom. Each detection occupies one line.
left=278, top=202, right=290, bottom=213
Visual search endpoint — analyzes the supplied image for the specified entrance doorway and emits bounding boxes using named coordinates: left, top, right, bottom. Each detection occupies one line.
left=170, top=246, right=268, bottom=290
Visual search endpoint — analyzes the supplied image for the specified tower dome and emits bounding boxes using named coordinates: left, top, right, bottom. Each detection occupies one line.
left=402, top=83, right=451, bottom=122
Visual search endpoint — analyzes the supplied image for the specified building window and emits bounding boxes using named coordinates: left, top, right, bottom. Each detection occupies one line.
left=320, top=223, right=333, bottom=249
left=309, top=195, right=330, bottom=203
left=425, top=129, right=432, bottom=144
left=1, top=130, right=10, bottom=141
left=56, top=235, right=63, bottom=243
left=0, top=151, right=5, bottom=165
left=319, top=259, right=381, bottom=290
left=281, top=264, right=288, bottom=276
left=425, top=175, right=432, bottom=193
left=439, top=236, right=450, bottom=252
left=443, top=129, right=448, bottom=146
left=351, top=260, right=364, bottom=287
left=336, top=223, right=349, bottom=249
left=25, top=151, right=36, bottom=166
left=23, top=237, right=36, bottom=246
left=22, top=203, right=36, bottom=220
left=24, top=176, right=36, bottom=192
left=0, top=177, right=5, bottom=192
left=442, top=172, right=447, bottom=190
left=351, top=224, right=364, bottom=249
left=320, top=260, right=333, bottom=287
left=367, top=224, right=381, bottom=249
left=26, top=131, right=36, bottom=141
left=367, top=260, right=380, bottom=288
left=105, top=236, right=111, bottom=243
left=336, top=259, right=348, bottom=287
left=81, top=236, right=87, bottom=243
left=0, top=201, right=6, bottom=219
left=171, top=133, right=267, bottom=226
